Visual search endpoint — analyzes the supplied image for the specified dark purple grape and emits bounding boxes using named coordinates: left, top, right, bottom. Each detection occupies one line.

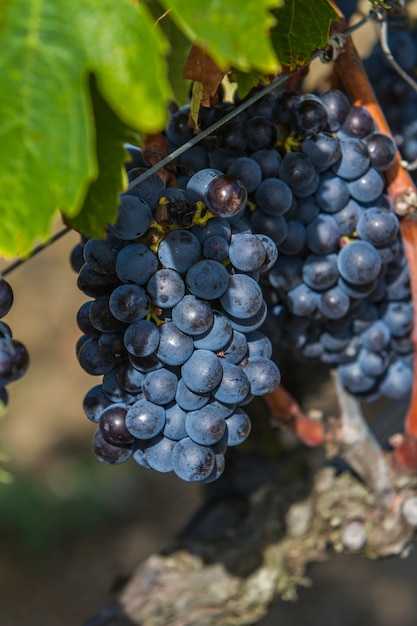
left=306, top=214, right=341, bottom=254
left=77, top=264, right=120, bottom=298
left=356, top=208, right=399, bottom=247
left=77, top=337, right=114, bottom=376
left=338, top=361, right=377, bottom=395
left=171, top=437, right=215, bottom=482
left=89, top=295, right=125, bottom=333
left=0, top=321, right=12, bottom=339
left=204, top=175, right=247, bottom=218
left=83, top=237, right=121, bottom=274
left=83, top=385, right=111, bottom=423
left=255, top=178, right=293, bottom=216
left=70, top=242, right=85, bottom=273
left=363, top=132, right=397, bottom=171
left=291, top=97, right=328, bottom=136
left=0, top=386, right=9, bottom=407
left=277, top=91, right=302, bottom=124
left=245, top=116, right=278, bottom=151
left=251, top=148, right=282, bottom=178
left=320, top=90, right=350, bottom=131
left=109, top=284, right=150, bottom=323
left=77, top=301, right=100, bottom=337
left=338, top=241, right=382, bottom=285
left=341, top=105, right=375, bottom=138
left=124, top=320, right=160, bottom=358
left=247, top=93, right=278, bottom=120
left=279, top=221, right=306, bottom=255
left=279, top=152, right=316, bottom=190
left=92, top=429, right=133, bottom=464
left=128, top=353, right=163, bottom=374
left=302, top=132, right=341, bottom=170
left=99, top=403, right=134, bottom=445
left=215, top=122, right=247, bottom=153
left=165, top=109, right=194, bottom=146
left=115, top=362, right=145, bottom=394
left=380, top=360, right=413, bottom=400
left=124, top=143, right=146, bottom=172
left=227, top=157, right=262, bottom=193
left=0, top=280, right=13, bottom=318
left=250, top=211, right=288, bottom=245
left=0, top=338, right=29, bottom=385
left=102, top=368, right=135, bottom=404
left=97, top=332, right=128, bottom=363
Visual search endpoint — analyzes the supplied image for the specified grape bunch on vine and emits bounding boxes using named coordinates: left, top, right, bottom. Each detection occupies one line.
left=2, top=0, right=417, bottom=624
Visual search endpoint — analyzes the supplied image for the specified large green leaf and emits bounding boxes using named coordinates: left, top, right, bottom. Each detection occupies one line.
left=147, top=1, right=192, bottom=105
left=160, top=0, right=282, bottom=74
left=74, top=0, right=171, bottom=132
left=67, top=79, right=130, bottom=238
left=0, top=0, right=171, bottom=257
left=271, top=0, right=339, bottom=70
left=0, top=0, right=95, bottom=256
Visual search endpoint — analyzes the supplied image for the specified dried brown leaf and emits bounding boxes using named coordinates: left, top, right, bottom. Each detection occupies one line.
left=182, top=44, right=226, bottom=107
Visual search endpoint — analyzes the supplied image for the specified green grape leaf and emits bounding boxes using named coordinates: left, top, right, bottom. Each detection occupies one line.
left=147, top=1, right=192, bottom=105
left=271, top=0, right=339, bottom=70
left=67, top=79, right=130, bottom=238
left=159, top=0, right=282, bottom=74
left=0, top=0, right=95, bottom=256
left=0, top=0, right=171, bottom=257
left=229, top=68, right=269, bottom=99
left=74, top=0, right=171, bottom=132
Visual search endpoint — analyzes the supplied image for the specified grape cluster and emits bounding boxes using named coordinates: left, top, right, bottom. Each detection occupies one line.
left=167, top=85, right=413, bottom=400
left=72, top=165, right=280, bottom=482
left=167, top=86, right=413, bottom=402
left=0, top=279, right=29, bottom=407
left=256, top=90, right=413, bottom=401
left=73, top=80, right=415, bottom=480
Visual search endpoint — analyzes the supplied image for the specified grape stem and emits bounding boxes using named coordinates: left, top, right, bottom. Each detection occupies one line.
left=329, top=6, right=417, bottom=472
left=265, top=376, right=395, bottom=497
left=265, top=386, right=325, bottom=447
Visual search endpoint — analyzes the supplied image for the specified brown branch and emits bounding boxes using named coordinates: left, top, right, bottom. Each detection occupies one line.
left=330, top=372, right=394, bottom=499
left=82, top=452, right=417, bottom=626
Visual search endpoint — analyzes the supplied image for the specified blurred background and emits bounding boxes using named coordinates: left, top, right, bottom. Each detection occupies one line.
left=2, top=2, right=417, bottom=624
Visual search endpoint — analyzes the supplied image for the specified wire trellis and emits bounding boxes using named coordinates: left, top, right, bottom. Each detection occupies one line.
left=2, top=4, right=416, bottom=277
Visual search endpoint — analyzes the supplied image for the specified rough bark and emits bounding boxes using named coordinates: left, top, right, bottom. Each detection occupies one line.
left=83, top=443, right=417, bottom=626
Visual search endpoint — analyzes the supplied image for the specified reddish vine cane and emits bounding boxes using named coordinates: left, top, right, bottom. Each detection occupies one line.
left=265, top=385, right=325, bottom=446
left=332, top=18, right=417, bottom=471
